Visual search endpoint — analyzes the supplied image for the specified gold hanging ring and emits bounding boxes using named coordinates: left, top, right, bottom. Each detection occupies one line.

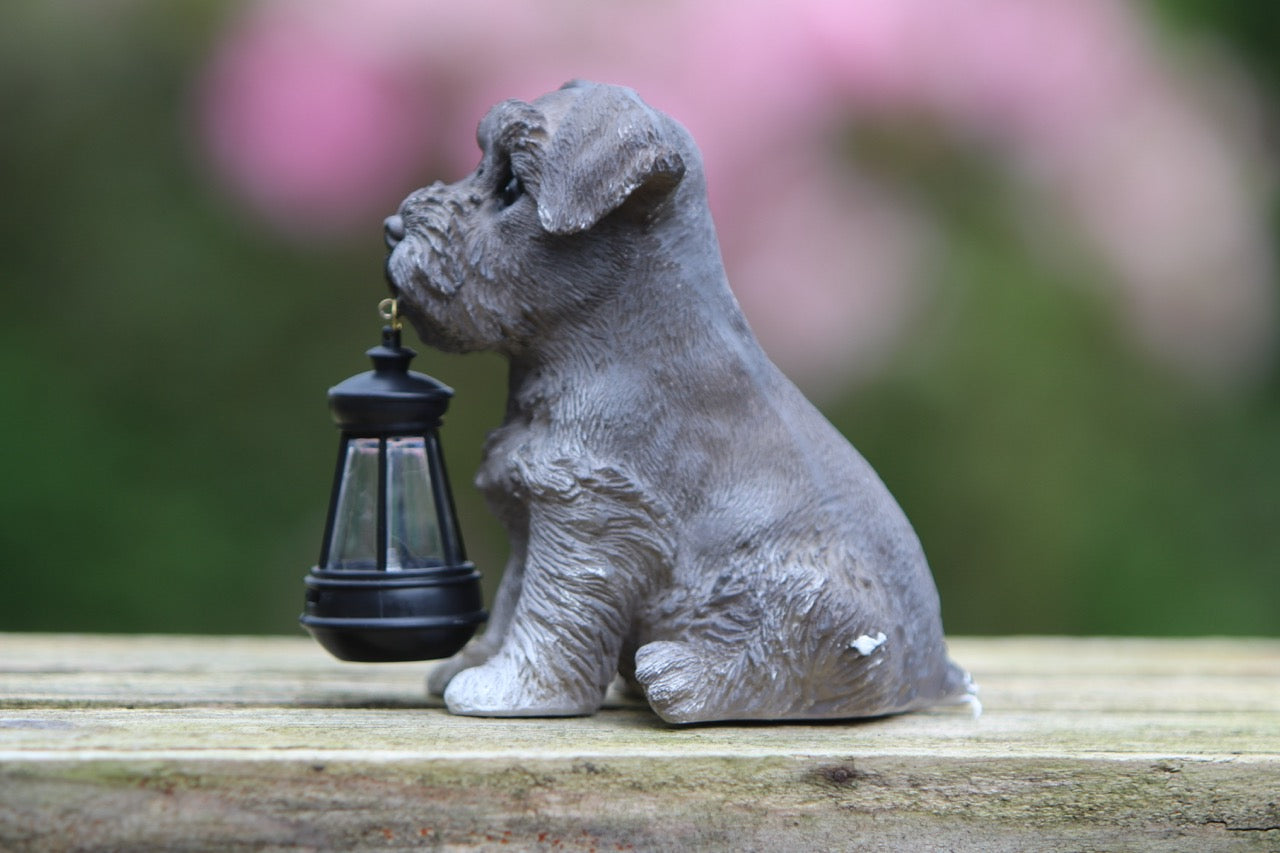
left=378, top=297, right=402, bottom=331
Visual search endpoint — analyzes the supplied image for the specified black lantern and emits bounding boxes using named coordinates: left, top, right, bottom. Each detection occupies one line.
left=301, top=298, right=486, bottom=662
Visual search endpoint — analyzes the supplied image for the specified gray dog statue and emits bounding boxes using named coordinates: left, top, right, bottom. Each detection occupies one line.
left=384, top=80, right=974, bottom=723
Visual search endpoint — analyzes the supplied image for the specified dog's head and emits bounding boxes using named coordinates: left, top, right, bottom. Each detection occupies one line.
left=385, top=81, right=691, bottom=355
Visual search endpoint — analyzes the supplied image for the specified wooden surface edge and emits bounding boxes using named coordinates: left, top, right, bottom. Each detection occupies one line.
left=3, top=634, right=1278, bottom=851
left=3, top=753, right=1278, bottom=852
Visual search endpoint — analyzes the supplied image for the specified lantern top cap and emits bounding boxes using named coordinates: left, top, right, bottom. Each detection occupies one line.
left=327, top=322, right=453, bottom=434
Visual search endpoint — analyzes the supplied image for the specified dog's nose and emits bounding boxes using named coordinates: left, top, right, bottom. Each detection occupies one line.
left=383, top=214, right=406, bottom=249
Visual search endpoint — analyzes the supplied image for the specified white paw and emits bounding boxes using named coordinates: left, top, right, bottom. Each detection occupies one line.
left=425, top=640, right=496, bottom=697
left=443, top=657, right=601, bottom=717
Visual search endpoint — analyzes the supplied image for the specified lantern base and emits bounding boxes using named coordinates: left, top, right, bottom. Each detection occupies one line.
left=300, top=564, right=486, bottom=662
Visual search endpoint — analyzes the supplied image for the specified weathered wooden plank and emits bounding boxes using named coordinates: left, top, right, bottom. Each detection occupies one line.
left=5, top=635, right=1277, bottom=710
left=1, top=634, right=1277, bottom=851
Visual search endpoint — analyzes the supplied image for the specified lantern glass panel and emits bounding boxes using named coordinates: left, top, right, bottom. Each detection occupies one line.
left=385, top=435, right=443, bottom=569
left=326, top=438, right=380, bottom=570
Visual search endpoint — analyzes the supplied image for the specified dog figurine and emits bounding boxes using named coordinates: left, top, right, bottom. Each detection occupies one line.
left=384, top=80, right=973, bottom=723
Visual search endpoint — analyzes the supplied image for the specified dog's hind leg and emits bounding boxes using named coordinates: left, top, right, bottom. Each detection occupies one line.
left=631, top=640, right=718, bottom=722
left=635, top=622, right=970, bottom=723
left=632, top=566, right=887, bottom=723
left=635, top=638, right=827, bottom=723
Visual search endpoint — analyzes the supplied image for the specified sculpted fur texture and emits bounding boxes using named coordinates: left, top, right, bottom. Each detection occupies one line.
left=384, top=80, right=972, bottom=723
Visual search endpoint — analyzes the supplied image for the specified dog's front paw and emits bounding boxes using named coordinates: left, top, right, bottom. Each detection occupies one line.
left=634, top=640, right=716, bottom=724
left=426, top=639, right=497, bottom=697
left=443, top=655, right=603, bottom=717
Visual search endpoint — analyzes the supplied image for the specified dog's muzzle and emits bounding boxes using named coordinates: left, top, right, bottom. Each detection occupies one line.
left=384, top=214, right=406, bottom=249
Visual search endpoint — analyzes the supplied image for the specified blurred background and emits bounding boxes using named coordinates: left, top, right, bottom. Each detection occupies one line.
left=2, top=0, right=1277, bottom=638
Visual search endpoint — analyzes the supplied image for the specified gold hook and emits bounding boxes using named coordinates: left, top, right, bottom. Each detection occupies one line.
left=378, top=297, right=402, bottom=331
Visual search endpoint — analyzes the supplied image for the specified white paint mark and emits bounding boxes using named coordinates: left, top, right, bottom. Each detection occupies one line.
left=849, top=632, right=887, bottom=656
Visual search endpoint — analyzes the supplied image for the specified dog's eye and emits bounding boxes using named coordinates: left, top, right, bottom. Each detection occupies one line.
left=499, top=174, right=523, bottom=207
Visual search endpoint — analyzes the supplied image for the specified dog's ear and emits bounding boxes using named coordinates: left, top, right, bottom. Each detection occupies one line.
left=537, top=84, right=686, bottom=236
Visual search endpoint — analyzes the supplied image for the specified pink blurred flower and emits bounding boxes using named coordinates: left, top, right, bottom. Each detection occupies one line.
left=1048, top=78, right=1276, bottom=385
left=196, top=0, right=1276, bottom=390
left=724, top=153, right=934, bottom=396
left=199, top=2, right=433, bottom=238
left=795, top=0, right=1275, bottom=384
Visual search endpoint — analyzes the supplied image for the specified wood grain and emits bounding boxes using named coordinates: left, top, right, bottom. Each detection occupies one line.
left=1, top=634, right=1277, bottom=851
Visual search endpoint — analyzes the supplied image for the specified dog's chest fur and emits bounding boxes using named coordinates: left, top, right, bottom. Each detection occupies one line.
left=476, top=369, right=646, bottom=506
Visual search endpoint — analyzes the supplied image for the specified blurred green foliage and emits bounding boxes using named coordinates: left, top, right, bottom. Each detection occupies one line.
left=1155, top=0, right=1280, bottom=96
left=0, top=1, right=1276, bottom=637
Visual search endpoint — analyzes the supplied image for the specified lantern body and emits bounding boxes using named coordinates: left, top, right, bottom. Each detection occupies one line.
left=300, top=327, right=486, bottom=662
left=326, top=436, right=445, bottom=571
